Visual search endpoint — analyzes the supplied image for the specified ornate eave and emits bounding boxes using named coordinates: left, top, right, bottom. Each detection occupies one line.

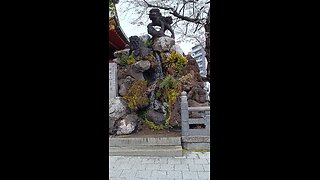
left=109, top=0, right=129, bottom=50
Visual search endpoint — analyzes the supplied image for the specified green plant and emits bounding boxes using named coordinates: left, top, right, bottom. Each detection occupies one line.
left=119, top=53, right=136, bottom=65
left=119, top=54, right=128, bottom=65
left=144, top=118, right=164, bottom=130
left=127, top=53, right=136, bottom=65
left=144, top=39, right=153, bottom=48
left=160, top=75, right=179, bottom=89
left=163, top=51, right=188, bottom=75
left=124, top=80, right=149, bottom=110
left=158, top=75, right=182, bottom=128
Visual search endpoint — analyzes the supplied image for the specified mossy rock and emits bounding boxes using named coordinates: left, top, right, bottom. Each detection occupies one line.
left=124, top=80, right=149, bottom=110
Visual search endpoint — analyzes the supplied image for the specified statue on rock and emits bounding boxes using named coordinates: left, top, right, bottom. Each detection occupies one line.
left=128, top=36, right=152, bottom=59
left=147, top=8, right=175, bottom=39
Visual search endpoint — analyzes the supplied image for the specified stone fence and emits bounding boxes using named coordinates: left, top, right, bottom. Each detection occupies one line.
left=180, top=91, right=210, bottom=150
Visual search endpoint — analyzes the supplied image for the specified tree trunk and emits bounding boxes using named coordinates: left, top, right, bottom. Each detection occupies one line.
left=205, top=8, right=210, bottom=82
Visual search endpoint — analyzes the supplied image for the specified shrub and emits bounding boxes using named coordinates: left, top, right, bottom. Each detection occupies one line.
left=124, top=80, right=149, bottom=110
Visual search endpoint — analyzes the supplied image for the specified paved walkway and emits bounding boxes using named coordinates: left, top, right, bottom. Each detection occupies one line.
left=109, top=152, right=210, bottom=180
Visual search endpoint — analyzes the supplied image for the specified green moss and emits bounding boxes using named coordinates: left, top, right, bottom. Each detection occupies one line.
left=144, top=39, right=153, bottom=48
left=158, top=75, right=182, bottom=128
left=144, top=54, right=157, bottom=69
left=163, top=51, right=188, bottom=76
left=119, top=53, right=136, bottom=65
left=127, top=53, right=136, bottom=65
left=160, top=75, right=179, bottom=89
left=119, top=54, right=128, bottom=65
left=144, top=118, right=164, bottom=130
left=124, top=80, right=149, bottom=110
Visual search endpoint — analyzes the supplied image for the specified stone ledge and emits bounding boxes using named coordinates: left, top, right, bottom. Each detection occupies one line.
left=182, top=142, right=210, bottom=150
left=109, top=136, right=181, bottom=147
left=109, top=145, right=183, bottom=157
left=181, top=136, right=210, bottom=143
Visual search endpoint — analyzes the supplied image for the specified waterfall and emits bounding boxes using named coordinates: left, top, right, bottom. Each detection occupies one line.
left=153, top=52, right=164, bottom=80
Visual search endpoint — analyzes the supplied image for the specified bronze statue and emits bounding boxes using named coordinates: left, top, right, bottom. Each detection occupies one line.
left=147, top=8, right=175, bottom=39
left=129, top=36, right=152, bottom=58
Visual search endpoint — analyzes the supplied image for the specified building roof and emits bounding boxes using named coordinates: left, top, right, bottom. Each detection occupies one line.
left=109, top=0, right=129, bottom=50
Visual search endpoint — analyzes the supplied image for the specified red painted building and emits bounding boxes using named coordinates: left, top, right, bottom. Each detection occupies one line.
left=109, top=0, right=129, bottom=62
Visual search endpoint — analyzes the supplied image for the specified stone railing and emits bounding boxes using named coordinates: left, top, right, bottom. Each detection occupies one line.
left=180, top=91, right=210, bottom=150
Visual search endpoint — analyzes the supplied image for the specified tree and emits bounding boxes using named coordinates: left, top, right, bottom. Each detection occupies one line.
left=116, top=0, right=211, bottom=81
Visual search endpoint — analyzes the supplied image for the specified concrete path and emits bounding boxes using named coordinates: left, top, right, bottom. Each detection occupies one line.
left=109, top=152, right=210, bottom=180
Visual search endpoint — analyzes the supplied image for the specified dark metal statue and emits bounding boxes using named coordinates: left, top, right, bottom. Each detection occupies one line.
left=147, top=8, right=175, bottom=39
left=129, top=36, right=152, bottom=58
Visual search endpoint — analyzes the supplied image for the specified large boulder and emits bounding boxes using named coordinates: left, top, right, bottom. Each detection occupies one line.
left=114, top=48, right=130, bottom=58
left=152, top=36, right=175, bottom=52
left=133, top=60, right=151, bottom=72
left=139, top=34, right=151, bottom=44
left=146, top=109, right=167, bottom=125
left=115, top=114, right=140, bottom=135
left=128, top=65, right=145, bottom=80
left=118, top=76, right=135, bottom=96
left=109, top=97, right=127, bottom=133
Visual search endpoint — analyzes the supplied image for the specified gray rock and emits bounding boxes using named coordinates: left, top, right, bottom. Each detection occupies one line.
left=115, top=114, right=139, bottom=135
left=118, top=77, right=134, bottom=96
left=139, top=34, right=151, bottom=44
left=109, top=97, right=127, bottom=133
left=188, top=99, right=209, bottom=107
left=133, top=60, right=151, bottom=72
left=128, top=65, right=145, bottom=80
left=117, top=65, right=128, bottom=79
left=114, top=48, right=130, bottom=58
left=152, top=36, right=175, bottom=52
left=150, top=100, right=167, bottom=117
left=146, top=109, right=166, bottom=125
left=112, top=58, right=121, bottom=64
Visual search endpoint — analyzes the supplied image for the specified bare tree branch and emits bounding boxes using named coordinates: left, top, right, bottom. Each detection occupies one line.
left=142, top=0, right=204, bottom=24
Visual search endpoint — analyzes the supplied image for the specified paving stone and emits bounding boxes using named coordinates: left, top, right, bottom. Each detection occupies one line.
left=166, top=171, right=182, bottom=179
left=185, top=152, right=199, bottom=159
left=145, top=163, right=161, bottom=170
left=151, top=170, right=167, bottom=178
left=180, top=158, right=195, bottom=164
left=110, top=178, right=126, bottom=180
left=118, top=163, right=134, bottom=170
left=119, top=169, right=137, bottom=178
left=160, top=164, right=174, bottom=171
left=188, top=164, right=205, bottom=172
left=197, top=171, right=210, bottom=179
left=109, top=169, right=123, bottom=178
left=154, top=157, right=168, bottom=164
left=194, top=158, right=209, bottom=165
left=198, top=152, right=210, bottom=159
left=109, top=152, right=211, bottom=180
left=131, top=163, right=147, bottom=170
left=202, top=165, right=210, bottom=171
left=141, top=158, right=156, bottom=164
left=168, top=158, right=182, bottom=164
left=182, top=171, right=199, bottom=179
left=135, top=170, right=152, bottom=179
left=174, top=164, right=189, bottom=171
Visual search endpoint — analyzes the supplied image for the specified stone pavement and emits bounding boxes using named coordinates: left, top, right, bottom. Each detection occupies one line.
left=109, top=152, right=210, bottom=180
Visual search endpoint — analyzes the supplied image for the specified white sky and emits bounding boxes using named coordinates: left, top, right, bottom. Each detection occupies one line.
left=115, top=3, right=194, bottom=55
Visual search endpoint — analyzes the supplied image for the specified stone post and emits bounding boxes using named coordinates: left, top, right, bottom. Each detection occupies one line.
left=181, top=91, right=189, bottom=136
left=205, top=110, right=210, bottom=135
left=109, top=63, right=118, bottom=99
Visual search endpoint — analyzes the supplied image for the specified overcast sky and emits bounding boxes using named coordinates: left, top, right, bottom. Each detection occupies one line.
left=115, top=3, right=194, bottom=55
